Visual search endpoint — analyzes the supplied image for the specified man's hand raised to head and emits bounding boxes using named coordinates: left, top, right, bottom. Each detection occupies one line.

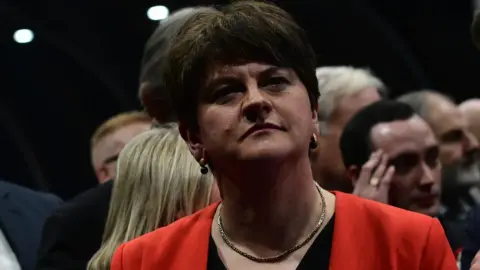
left=352, top=150, right=395, bottom=204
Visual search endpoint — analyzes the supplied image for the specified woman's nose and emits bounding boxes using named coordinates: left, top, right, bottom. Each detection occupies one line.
left=242, top=87, right=272, bottom=122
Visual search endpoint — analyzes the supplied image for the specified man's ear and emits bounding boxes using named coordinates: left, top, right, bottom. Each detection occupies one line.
left=345, top=165, right=360, bottom=187
left=140, top=83, right=157, bottom=117
left=139, top=83, right=175, bottom=123
left=178, top=122, right=203, bottom=161
left=95, top=167, right=110, bottom=184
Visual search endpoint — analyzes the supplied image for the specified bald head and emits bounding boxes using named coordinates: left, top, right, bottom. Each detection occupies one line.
left=459, top=99, right=480, bottom=111
left=459, top=99, right=480, bottom=142
left=398, top=90, right=479, bottom=165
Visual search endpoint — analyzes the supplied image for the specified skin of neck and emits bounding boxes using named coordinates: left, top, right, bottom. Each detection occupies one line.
left=215, top=153, right=323, bottom=252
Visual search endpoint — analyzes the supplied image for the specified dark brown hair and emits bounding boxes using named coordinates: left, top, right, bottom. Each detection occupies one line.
left=164, top=1, right=319, bottom=129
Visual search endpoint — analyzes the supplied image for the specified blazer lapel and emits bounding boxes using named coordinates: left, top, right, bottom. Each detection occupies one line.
left=184, top=196, right=372, bottom=270
left=329, top=192, right=369, bottom=270
left=178, top=203, right=218, bottom=270
left=190, top=196, right=370, bottom=270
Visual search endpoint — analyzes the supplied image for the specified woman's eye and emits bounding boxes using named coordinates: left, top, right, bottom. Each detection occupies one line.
left=212, top=85, right=242, bottom=103
left=261, top=77, right=289, bottom=90
left=267, top=77, right=289, bottom=85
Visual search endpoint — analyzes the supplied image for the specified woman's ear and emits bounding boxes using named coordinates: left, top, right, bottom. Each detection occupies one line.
left=345, top=165, right=360, bottom=187
left=312, top=103, right=319, bottom=125
left=178, top=122, right=203, bottom=160
left=311, top=104, right=320, bottom=139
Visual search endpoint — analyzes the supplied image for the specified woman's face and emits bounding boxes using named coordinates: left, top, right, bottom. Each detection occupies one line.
left=186, top=62, right=317, bottom=170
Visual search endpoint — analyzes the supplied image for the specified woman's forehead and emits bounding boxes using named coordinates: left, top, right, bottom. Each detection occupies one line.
left=209, top=63, right=288, bottom=80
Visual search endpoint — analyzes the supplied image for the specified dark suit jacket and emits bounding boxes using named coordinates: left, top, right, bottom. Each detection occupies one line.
left=36, top=180, right=113, bottom=270
left=0, top=180, right=62, bottom=270
left=111, top=192, right=457, bottom=270
left=461, top=206, right=480, bottom=270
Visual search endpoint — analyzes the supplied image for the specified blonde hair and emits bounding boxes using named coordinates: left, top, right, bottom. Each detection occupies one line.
left=316, top=66, right=386, bottom=123
left=90, top=111, right=151, bottom=150
left=87, top=124, right=215, bottom=270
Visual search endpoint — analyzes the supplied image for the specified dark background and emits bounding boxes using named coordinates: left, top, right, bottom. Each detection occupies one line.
left=1, top=0, right=479, bottom=199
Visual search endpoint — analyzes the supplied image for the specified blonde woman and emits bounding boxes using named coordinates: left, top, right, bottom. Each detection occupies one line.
left=87, top=124, right=219, bottom=270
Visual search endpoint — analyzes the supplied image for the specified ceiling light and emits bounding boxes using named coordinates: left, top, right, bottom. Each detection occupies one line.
left=147, top=5, right=169, bottom=21
left=13, top=29, right=34, bottom=44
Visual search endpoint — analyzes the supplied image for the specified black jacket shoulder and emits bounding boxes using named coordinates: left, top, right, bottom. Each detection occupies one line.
left=36, top=180, right=113, bottom=270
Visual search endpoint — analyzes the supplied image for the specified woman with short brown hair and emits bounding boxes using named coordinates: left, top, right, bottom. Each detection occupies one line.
left=111, top=2, right=457, bottom=269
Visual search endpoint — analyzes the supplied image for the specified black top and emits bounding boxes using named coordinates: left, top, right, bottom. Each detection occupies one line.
left=36, top=180, right=113, bottom=270
left=207, top=215, right=335, bottom=270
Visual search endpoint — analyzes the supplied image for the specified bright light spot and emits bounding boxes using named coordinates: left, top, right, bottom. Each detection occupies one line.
left=147, top=5, right=169, bottom=21
left=13, top=29, right=34, bottom=44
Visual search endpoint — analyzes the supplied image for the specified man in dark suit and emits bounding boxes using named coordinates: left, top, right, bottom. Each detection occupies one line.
left=36, top=180, right=112, bottom=270
left=36, top=112, right=151, bottom=270
left=35, top=8, right=214, bottom=270
left=0, top=180, right=61, bottom=270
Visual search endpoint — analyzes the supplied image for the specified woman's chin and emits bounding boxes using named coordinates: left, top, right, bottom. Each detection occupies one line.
left=236, top=143, right=294, bottom=162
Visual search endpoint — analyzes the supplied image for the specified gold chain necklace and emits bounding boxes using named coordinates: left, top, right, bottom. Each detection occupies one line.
left=217, top=182, right=326, bottom=263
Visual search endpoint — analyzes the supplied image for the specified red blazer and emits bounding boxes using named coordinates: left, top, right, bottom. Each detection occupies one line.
left=111, top=192, right=457, bottom=270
